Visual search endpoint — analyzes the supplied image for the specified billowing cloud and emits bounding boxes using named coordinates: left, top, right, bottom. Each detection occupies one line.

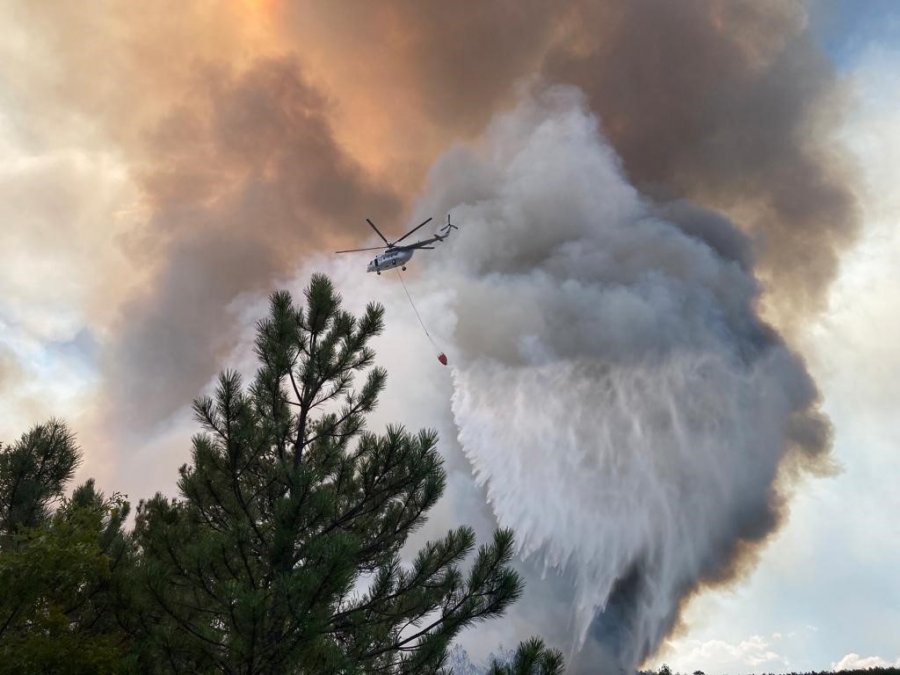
left=396, top=86, right=831, bottom=671
left=833, top=653, right=900, bottom=671
left=2, top=0, right=857, bottom=431
left=0, top=1, right=867, bottom=670
left=104, top=57, right=401, bottom=428
left=663, top=634, right=789, bottom=673
left=542, top=0, right=859, bottom=325
left=275, top=1, right=860, bottom=326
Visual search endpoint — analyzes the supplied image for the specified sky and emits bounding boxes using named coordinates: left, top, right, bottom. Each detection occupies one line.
left=1, top=1, right=898, bottom=672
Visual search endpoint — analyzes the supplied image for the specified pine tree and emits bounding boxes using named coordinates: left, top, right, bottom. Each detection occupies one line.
left=0, top=423, right=132, bottom=674
left=133, top=274, right=557, bottom=674
left=444, top=640, right=564, bottom=675
left=0, top=420, right=80, bottom=544
left=485, top=638, right=564, bottom=675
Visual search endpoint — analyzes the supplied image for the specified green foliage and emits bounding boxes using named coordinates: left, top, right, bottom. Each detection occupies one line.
left=0, top=420, right=79, bottom=543
left=0, top=274, right=563, bottom=674
left=0, top=425, right=133, bottom=674
left=131, top=274, right=558, bottom=674
left=484, top=638, right=565, bottom=675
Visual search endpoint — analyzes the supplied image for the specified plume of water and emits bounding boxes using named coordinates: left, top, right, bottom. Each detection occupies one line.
left=415, top=86, right=829, bottom=671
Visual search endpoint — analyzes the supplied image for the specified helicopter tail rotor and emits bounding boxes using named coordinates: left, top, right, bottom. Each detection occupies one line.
left=440, top=213, right=458, bottom=236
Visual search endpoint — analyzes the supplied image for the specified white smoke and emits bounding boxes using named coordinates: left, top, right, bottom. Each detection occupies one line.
left=402, top=86, right=829, bottom=671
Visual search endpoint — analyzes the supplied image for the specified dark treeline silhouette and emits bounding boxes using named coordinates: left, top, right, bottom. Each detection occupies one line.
left=643, top=665, right=900, bottom=675
left=0, top=275, right=562, bottom=675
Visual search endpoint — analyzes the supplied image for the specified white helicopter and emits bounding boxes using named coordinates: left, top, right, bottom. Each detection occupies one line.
left=336, top=214, right=457, bottom=274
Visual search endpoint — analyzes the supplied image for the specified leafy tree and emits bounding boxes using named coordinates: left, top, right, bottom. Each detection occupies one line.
left=0, top=424, right=132, bottom=674
left=132, top=275, right=561, bottom=674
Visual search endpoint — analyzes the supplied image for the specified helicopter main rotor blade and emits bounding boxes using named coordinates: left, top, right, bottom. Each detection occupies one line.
left=335, top=245, right=389, bottom=253
left=393, top=217, right=433, bottom=245
left=366, top=218, right=392, bottom=247
left=403, top=235, right=444, bottom=249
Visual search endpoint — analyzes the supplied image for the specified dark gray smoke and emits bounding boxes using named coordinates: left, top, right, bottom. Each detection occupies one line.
left=407, top=86, right=830, bottom=671
left=542, top=0, right=858, bottom=322
left=93, top=1, right=856, bottom=437
left=27, top=2, right=844, bottom=666
left=293, top=0, right=858, bottom=321
left=104, top=58, right=400, bottom=429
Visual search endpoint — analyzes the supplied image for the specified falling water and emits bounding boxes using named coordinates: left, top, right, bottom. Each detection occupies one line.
left=414, top=86, right=830, bottom=671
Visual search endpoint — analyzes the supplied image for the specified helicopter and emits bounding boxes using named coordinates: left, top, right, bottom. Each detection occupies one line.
left=335, top=214, right=457, bottom=274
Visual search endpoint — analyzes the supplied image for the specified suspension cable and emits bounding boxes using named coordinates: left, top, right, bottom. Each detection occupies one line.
left=395, top=270, right=446, bottom=364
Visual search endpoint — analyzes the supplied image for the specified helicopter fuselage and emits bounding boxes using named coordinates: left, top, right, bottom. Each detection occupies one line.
left=336, top=214, right=455, bottom=273
left=368, top=247, right=414, bottom=273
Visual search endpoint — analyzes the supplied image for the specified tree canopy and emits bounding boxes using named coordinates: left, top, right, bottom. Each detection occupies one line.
left=0, top=425, right=131, bottom=674
left=0, top=274, right=562, bottom=675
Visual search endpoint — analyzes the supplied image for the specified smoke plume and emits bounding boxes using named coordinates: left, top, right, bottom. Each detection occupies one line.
left=281, top=1, right=859, bottom=324
left=410, top=86, right=830, bottom=671
left=542, top=0, right=859, bottom=326
left=1, top=1, right=857, bottom=668
left=104, top=57, right=401, bottom=429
